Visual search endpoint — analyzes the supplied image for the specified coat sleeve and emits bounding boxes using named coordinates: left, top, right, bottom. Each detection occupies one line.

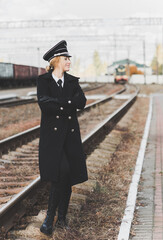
left=71, top=81, right=87, bottom=110
left=37, top=75, right=60, bottom=115
left=60, top=80, right=87, bottom=111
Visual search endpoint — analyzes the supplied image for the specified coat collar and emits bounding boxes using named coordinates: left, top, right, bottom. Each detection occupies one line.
left=46, top=71, right=79, bottom=83
left=45, top=71, right=79, bottom=81
left=64, top=72, right=79, bottom=82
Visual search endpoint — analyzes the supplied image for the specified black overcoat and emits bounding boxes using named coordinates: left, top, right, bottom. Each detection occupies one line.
left=37, top=71, right=88, bottom=186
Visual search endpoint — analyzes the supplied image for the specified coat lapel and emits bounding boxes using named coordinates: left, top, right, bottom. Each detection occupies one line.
left=62, top=72, right=69, bottom=96
left=63, top=72, right=74, bottom=98
left=48, top=72, right=58, bottom=87
left=47, top=72, right=61, bottom=97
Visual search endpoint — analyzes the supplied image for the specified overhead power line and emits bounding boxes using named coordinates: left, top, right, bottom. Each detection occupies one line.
left=1, top=18, right=163, bottom=29
left=0, top=34, right=144, bottom=43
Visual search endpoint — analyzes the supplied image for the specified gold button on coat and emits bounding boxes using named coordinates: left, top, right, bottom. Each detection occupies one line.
left=54, top=127, right=57, bottom=131
left=68, top=116, right=71, bottom=119
left=60, top=107, right=63, bottom=110
left=56, top=116, right=59, bottom=119
left=68, top=100, right=71, bottom=104
left=71, top=128, right=74, bottom=132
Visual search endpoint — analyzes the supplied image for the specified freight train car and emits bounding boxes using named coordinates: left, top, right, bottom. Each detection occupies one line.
left=0, top=63, right=14, bottom=88
left=114, top=65, right=128, bottom=84
left=0, top=62, right=46, bottom=89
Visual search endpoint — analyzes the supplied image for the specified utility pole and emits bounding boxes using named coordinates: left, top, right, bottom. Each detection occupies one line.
left=127, top=47, right=130, bottom=82
left=143, top=40, right=146, bottom=84
left=155, top=41, right=159, bottom=83
left=162, top=26, right=163, bottom=79
left=114, top=34, right=117, bottom=63
left=37, top=47, right=40, bottom=75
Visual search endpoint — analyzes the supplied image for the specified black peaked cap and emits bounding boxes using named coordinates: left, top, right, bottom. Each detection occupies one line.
left=43, top=40, right=72, bottom=61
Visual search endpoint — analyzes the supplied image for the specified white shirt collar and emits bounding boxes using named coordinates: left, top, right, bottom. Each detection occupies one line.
left=52, top=73, right=64, bottom=87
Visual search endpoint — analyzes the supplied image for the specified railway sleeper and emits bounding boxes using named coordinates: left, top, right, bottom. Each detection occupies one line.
left=1, top=158, right=38, bottom=165
left=0, top=187, right=23, bottom=196
left=7, top=151, right=38, bottom=158
left=0, top=175, right=39, bottom=182
left=15, top=148, right=38, bottom=154
left=0, top=181, right=30, bottom=189
left=21, top=145, right=38, bottom=150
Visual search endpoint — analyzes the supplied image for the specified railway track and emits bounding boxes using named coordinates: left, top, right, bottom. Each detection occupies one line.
left=0, top=84, right=138, bottom=239
left=0, top=83, right=104, bottom=107
left=0, top=97, right=37, bottom=108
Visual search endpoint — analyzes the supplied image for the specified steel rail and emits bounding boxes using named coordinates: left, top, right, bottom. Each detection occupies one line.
left=0, top=97, right=37, bottom=107
left=0, top=84, right=132, bottom=234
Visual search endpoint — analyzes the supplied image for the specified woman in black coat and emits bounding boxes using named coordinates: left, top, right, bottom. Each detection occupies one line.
left=37, top=40, right=88, bottom=235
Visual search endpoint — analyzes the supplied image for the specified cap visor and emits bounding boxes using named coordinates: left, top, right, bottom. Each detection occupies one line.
left=60, top=53, right=72, bottom=57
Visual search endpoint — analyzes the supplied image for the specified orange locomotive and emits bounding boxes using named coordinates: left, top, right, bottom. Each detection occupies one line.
left=114, top=65, right=128, bottom=84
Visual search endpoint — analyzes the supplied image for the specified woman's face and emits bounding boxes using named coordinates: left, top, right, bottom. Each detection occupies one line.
left=59, top=56, right=71, bottom=72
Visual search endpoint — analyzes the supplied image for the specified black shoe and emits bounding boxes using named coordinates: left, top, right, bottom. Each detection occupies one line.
left=55, top=218, right=70, bottom=230
left=40, top=182, right=60, bottom=235
left=40, top=215, right=54, bottom=235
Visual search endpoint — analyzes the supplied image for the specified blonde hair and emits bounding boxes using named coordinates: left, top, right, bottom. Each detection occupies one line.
left=46, top=56, right=61, bottom=72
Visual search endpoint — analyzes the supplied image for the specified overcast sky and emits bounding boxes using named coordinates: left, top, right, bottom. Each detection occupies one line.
left=1, top=0, right=163, bottom=67
left=1, top=0, right=163, bottom=20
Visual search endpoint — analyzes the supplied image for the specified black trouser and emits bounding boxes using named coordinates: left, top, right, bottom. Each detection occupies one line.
left=48, top=151, right=72, bottom=219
